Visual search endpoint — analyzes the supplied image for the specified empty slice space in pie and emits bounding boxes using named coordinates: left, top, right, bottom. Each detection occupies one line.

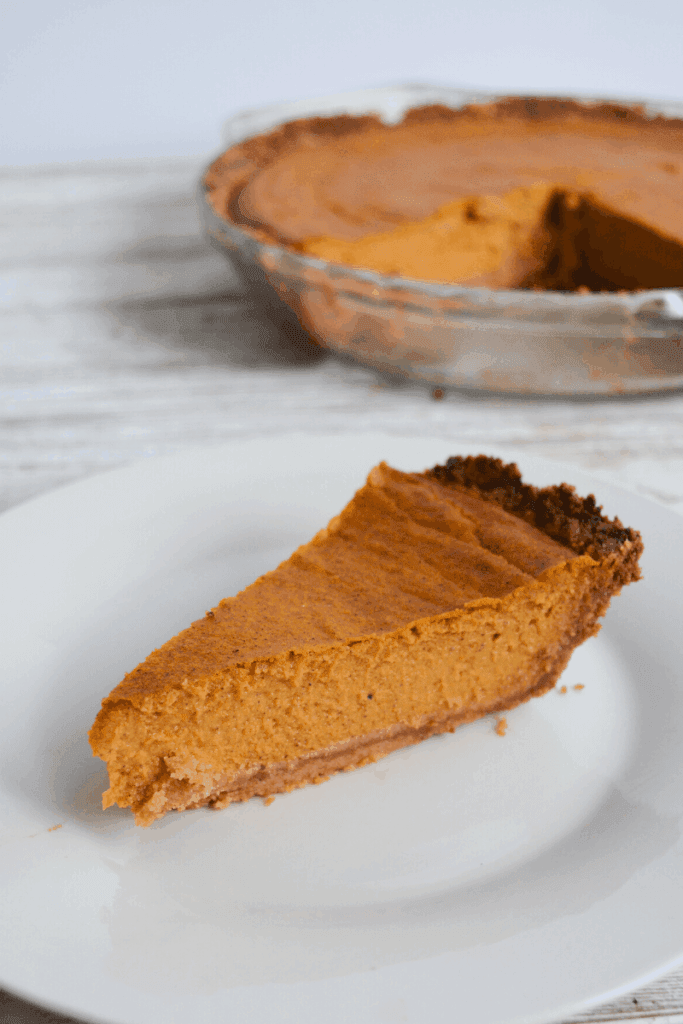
left=301, top=187, right=683, bottom=290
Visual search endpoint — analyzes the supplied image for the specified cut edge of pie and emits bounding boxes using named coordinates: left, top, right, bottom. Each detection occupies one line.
left=89, top=455, right=642, bottom=826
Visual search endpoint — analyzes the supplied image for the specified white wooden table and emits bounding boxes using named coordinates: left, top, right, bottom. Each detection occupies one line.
left=2, top=156, right=683, bottom=1024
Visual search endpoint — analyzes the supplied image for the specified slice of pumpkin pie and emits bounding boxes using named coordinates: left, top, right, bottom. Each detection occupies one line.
left=89, top=456, right=642, bottom=825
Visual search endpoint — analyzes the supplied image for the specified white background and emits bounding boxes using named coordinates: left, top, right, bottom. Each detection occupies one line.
left=2, top=0, right=683, bottom=166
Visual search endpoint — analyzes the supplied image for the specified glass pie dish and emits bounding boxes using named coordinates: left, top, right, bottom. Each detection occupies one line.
left=198, top=84, right=683, bottom=396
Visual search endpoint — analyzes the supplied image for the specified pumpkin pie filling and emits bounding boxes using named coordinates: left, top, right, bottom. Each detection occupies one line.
left=89, top=456, right=642, bottom=825
left=204, top=97, right=683, bottom=289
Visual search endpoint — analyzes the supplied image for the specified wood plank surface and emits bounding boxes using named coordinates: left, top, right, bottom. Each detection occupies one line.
left=2, top=157, right=683, bottom=1024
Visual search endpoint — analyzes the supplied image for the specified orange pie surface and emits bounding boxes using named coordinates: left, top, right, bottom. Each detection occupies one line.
left=205, top=98, right=683, bottom=289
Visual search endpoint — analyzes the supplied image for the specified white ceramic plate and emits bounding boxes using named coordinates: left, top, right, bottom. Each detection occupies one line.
left=2, top=433, right=683, bottom=1024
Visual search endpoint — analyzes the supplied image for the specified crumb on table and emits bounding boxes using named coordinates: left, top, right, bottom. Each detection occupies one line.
left=495, top=717, right=507, bottom=736
left=559, top=685, right=567, bottom=694
left=574, top=684, right=585, bottom=691
left=263, top=796, right=275, bottom=807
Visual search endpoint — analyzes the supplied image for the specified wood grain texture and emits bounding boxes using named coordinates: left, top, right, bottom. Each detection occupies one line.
left=2, top=157, right=683, bottom=1024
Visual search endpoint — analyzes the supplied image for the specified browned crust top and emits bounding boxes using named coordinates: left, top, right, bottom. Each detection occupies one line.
left=428, top=455, right=643, bottom=586
left=403, top=97, right=683, bottom=131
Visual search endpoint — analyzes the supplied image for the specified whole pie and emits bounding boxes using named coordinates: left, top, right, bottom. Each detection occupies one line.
left=89, top=456, right=642, bottom=825
left=204, top=97, right=683, bottom=289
